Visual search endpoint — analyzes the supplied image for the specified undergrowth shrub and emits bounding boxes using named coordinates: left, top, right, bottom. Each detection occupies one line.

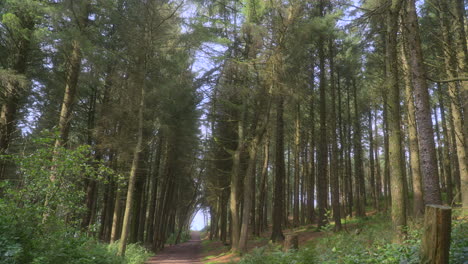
left=237, top=245, right=316, bottom=264
left=450, top=218, right=468, bottom=264
left=0, top=133, right=151, bottom=264
left=314, top=214, right=467, bottom=264
left=237, top=213, right=467, bottom=264
left=165, top=230, right=192, bottom=245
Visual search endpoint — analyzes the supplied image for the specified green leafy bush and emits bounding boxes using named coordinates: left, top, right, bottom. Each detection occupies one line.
left=165, top=230, right=192, bottom=245
left=450, top=219, right=468, bottom=264
left=238, top=246, right=316, bottom=264
left=237, top=213, right=467, bottom=264
left=0, top=133, right=150, bottom=264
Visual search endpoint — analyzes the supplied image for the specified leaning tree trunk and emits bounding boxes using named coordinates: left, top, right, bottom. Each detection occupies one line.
left=54, top=1, right=91, bottom=149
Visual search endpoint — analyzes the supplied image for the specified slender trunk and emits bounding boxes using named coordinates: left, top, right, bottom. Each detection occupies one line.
left=346, top=81, right=354, bottom=216
left=329, top=39, right=341, bottom=230
left=383, top=98, right=392, bottom=210
left=286, top=145, right=291, bottom=226
left=437, top=85, right=454, bottom=204
left=317, top=13, right=328, bottom=226
left=374, top=109, right=382, bottom=211
left=257, top=138, right=269, bottom=234
left=433, top=107, right=446, bottom=193
left=368, top=110, right=377, bottom=210
left=301, top=137, right=307, bottom=225
left=110, top=186, right=122, bottom=243
left=307, top=61, right=316, bottom=223
left=337, top=72, right=347, bottom=215
left=448, top=105, right=462, bottom=204
left=386, top=0, right=407, bottom=241
left=118, top=73, right=145, bottom=256
left=293, top=103, right=301, bottom=227
left=55, top=37, right=85, bottom=148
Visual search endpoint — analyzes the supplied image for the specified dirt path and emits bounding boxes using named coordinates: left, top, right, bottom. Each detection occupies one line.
left=145, top=231, right=202, bottom=264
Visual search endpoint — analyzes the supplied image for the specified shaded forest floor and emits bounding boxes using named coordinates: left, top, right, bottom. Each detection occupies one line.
left=200, top=226, right=325, bottom=264
left=199, top=216, right=366, bottom=264
left=199, top=209, right=467, bottom=264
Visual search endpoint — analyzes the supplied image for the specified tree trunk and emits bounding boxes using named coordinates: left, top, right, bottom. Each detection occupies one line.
left=293, top=102, right=300, bottom=227
left=438, top=0, right=468, bottom=208
left=383, top=97, right=391, bottom=211
left=110, top=186, right=122, bottom=243
left=307, top=61, right=316, bottom=223
left=433, top=107, right=446, bottom=197
left=271, top=96, right=285, bottom=242
left=329, top=38, right=341, bottom=230
left=0, top=9, right=35, bottom=180
left=450, top=0, right=468, bottom=157
left=368, top=110, right=377, bottom=210
left=374, top=109, right=382, bottom=211
left=437, top=85, right=454, bottom=205
left=317, top=14, right=328, bottom=227
left=401, top=43, right=424, bottom=217
left=229, top=104, right=245, bottom=251
left=386, top=0, right=407, bottom=241
left=118, top=73, right=145, bottom=256
left=239, top=93, right=270, bottom=252
left=346, top=80, right=354, bottom=216
left=257, top=137, right=269, bottom=234
left=404, top=0, right=442, bottom=205
left=420, top=205, right=452, bottom=264
left=352, top=79, right=366, bottom=217
left=146, top=134, right=163, bottom=243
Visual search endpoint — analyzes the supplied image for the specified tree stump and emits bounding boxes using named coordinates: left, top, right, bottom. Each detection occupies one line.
left=420, top=204, right=451, bottom=264
left=283, top=234, right=298, bottom=252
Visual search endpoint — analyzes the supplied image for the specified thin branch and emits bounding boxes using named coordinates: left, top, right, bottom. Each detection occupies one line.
left=427, top=76, right=468, bottom=83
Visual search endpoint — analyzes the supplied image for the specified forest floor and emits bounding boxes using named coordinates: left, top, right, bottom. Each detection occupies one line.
left=145, top=231, right=203, bottom=264
left=145, top=213, right=374, bottom=264
left=199, top=223, right=329, bottom=263
left=199, top=212, right=377, bottom=264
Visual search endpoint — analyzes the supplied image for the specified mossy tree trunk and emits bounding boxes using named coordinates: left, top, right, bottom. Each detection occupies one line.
left=386, top=0, right=407, bottom=241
